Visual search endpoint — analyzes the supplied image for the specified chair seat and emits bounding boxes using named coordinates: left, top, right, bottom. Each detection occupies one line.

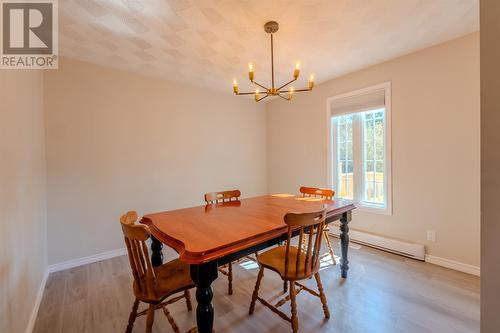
left=133, top=259, right=194, bottom=303
left=257, top=246, right=319, bottom=281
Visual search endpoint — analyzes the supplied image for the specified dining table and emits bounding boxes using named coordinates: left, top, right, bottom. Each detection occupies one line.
left=141, top=194, right=355, bottom=333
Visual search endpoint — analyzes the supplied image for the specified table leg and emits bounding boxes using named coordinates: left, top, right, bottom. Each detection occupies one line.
left=150, top=235, right=163, bottom=267
left=190, top=261, right=218, bottom=333
left=340, top=211, right=352, bottom=278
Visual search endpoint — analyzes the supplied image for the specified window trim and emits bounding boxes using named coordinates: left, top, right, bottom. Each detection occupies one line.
left=326, top=82, right=392, bottom=215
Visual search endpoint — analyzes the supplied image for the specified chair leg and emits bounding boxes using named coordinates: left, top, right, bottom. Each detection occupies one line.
left=283, top=280, right=288, bottom=293
left=249, top=267, right=264, bottom=314
left=323, top=231, right=336, bottom=265
left=162, top=306, right=180, bottom=333
left=125, top=298, right=139, bottom=333
left=314, top=272, right=330, bottom=319
left=289, top=281, right=299, bottom=333
left=145, top=304, right=155, bottom=333
left=184, top=289, right=192, bottom=311
left=227, top=261, right=233, bottom=295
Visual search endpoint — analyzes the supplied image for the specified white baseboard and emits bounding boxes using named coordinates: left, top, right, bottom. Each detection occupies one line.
left=26, top=249, right=128, bottom=332
left=48, top=248, right=127, bottom=273
left=26, top=268, right=49, bottom=333
left=329, top=226, right=480, bottom=276
left=329, top=227, right=425, bottom=260
left=425, top=254, right=480, bottom=277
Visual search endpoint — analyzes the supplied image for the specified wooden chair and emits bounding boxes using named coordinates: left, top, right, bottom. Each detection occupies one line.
left=204, top=189, right=245, bottom=295
left=299, top=186, right=336, bottom=265
left=120, top=211, right=196, bottom=333
left=249, top=209, right=330, bottom=333
left=204, top=189, right=241, bottom=204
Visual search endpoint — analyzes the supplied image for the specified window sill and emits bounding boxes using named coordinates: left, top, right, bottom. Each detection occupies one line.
left=339, top=199, right=392, bottom=216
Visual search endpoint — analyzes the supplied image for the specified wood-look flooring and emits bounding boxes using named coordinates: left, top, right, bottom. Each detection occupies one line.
left=33, top=239, right=479, bottom=333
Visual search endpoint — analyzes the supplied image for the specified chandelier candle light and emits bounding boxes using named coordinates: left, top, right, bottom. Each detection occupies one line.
left=232, top=21, right=315, bottom=102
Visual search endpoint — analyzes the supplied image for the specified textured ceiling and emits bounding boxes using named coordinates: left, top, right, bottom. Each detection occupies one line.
left=59, top=0, right=479, bottom=93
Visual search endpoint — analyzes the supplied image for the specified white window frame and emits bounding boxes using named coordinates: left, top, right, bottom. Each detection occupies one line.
left=326, top=82, right=392, bottom=215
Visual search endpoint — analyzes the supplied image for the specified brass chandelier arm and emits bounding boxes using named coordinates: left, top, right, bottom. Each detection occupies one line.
left=256, top=94, right=270, bottom=102
left=280, top=87, right=312, bottom=93
left=277, top=94, right=291, bottom=101
left=234, top=91, right=270, bottom=102
left=235, top=92, right=258, bottom=95
left=250, top=80, right=269, bottom=91
left=276, top=77, right=298, bottom=91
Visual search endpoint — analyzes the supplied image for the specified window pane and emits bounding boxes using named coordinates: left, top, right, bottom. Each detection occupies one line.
left=375, top=140, right=384, bottom=160
left=338, top=123, right=346, bottom=143
left=347, top=141, right=353, bottom=160
left=334, top=114, right=353, bottom=200
left=347, top=120, right=353, bottom=138
left=347, top=160, right=353, bottom=173
left=366, top=140, right=374, bottom=160
left=375, top=181, right=384, bottom=203
left=363, top=109, right=385, bottom=204
left=366, top=181, right=375, bottom=201
left=375, top=118, right=384, bottom=159
left=366, top=160, right=374, bottom=172
left=365, top=119, right=374, bottom=139
left=339, top=143, right=346, bottom=159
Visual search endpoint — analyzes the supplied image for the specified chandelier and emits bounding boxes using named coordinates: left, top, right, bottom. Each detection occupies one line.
left=232, top=21, right=315, bottom=102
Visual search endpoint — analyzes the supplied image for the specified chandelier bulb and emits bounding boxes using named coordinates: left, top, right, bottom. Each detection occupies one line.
left=248, top=63, right=254, bottom=81
left=308, top=74, right=315, bottom=89
left=294, top=62, right=300, bottom=79
left=233, top=79, right=238, bottom=94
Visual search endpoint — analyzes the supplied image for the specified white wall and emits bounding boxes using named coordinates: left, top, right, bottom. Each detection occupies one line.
left=44, top=58, right=267, bottom=265
left=266, top=33, right=480, bottom=267
left=0, top=71, right=47, bottom=332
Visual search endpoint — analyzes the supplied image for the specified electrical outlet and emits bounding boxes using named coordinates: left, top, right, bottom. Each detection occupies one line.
left=426, top=230, right=436, bottom=242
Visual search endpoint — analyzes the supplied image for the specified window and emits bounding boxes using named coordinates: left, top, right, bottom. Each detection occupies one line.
left=327, top=83, right=392, bottom=214
left=335, top=113, right=354, bottom=200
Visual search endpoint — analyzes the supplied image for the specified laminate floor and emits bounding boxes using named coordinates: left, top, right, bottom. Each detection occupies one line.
left=33, top=238, right=480, bottom=333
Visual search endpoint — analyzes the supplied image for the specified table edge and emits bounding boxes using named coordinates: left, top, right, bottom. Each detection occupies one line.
left=141, top=202, right=356, bottom=264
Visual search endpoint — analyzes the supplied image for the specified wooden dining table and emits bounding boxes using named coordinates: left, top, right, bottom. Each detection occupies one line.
left=141, top=194, right=355, bottom=333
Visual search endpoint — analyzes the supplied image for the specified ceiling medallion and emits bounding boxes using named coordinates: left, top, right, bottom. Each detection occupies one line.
left=232, top=21, right=315, bottom=102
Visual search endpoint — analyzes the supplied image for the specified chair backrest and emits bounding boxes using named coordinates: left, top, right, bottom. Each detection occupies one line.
left=204, top=189, right=241, bottom=204
left=299, top=186, right=334, bottom=200
left=284, top=209, right=327, bottom=278
left=120, top=211, right=157, bottom=299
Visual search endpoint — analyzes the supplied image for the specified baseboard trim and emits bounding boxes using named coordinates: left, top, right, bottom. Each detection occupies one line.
left=328, top=226, right=480, bottom=276
left=425, top=254, right=480, bottom=276
left=48, top=248, right=127, bottom=273
left=329, top=226, right=425, bottom=260
left=27, top=249, right=128, bottom=331
left=26, top=268, right=49, bottom=333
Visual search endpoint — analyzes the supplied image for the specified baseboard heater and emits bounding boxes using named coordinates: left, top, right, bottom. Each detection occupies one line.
left=329, top=225, right=425, bottom=261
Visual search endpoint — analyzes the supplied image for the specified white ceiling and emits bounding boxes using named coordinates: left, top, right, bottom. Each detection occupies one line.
left=59, top=0, right=479, bottom=93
